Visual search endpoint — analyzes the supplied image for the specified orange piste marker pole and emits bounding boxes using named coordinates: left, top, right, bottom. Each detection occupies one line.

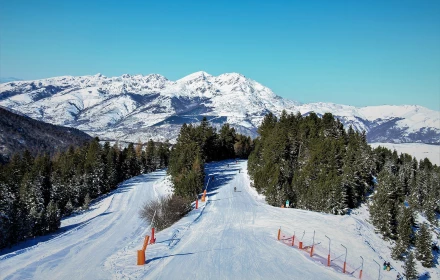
left=343, top=262, right=347, bottom=273
left=299, top=241, right=303, bottom=249
left=277, top=229, right=281, bottom=240
left=359, top=270, right=363, bottom=279
left=142, top=235, right=150, bottom=251
left=310, top=246, right=314, bottom=257
left=137, top=250, right=145, bottom=265
left=291, top=235, right=295, bottom=246
left=196, top=199, right=198, bottom=209
left=327, top=254, right=331, bottom=267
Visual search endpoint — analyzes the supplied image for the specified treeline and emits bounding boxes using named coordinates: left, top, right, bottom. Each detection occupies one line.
left=248, top=111, right=439, bottom=268
left=0, top=138, right=170, bottom=249
left=168, top=118, right=252, bottom=198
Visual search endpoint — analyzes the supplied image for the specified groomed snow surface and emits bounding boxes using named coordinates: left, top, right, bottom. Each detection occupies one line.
left=1, top=161, right=438, bottom=279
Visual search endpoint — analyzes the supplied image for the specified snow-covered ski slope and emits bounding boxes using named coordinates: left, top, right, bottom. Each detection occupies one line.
left=1, top=161, right=436, bottom=279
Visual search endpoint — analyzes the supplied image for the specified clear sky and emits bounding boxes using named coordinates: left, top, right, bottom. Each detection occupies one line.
left=1, top=0, right=439, bottom=110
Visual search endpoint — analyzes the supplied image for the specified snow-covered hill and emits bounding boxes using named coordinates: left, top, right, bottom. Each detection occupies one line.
left=0, top=72, right=439, bottom=143
left=1, top=161, right=437, bottom=279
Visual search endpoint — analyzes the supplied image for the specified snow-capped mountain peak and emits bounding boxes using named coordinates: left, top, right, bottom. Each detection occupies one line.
left=0, top=71, right=438, bottom=144
left=177, top=71, right=213, bottom=84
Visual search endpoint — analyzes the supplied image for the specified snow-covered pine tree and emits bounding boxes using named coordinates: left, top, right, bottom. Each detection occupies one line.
left=64, top=200, right=73, bottom=216
left=404, top=251, right=418, bottom=280
left=415, top=222, right=433, bottom=267
left=84, top=138, right=105, bottom=198
left=83, top=193, right=91, bottom=210
left=45, top=200, right=61, bottom=232
left=0, top=180, right=14, bottom=248
left=20, top=165, right=46, bottom=237
left=369, top=166, right=398, bottom=239
left=392, top=205, right=414, bottom=260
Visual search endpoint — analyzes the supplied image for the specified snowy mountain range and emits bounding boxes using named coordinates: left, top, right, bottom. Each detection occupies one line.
left=0, top=71, right=439, bottom=144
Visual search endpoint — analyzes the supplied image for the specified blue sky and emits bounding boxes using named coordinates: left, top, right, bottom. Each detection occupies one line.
left=1, top=0, right=439, bottom=110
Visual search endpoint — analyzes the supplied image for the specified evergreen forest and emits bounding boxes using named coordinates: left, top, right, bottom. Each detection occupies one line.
left=0, top=138, right=170, bottom=249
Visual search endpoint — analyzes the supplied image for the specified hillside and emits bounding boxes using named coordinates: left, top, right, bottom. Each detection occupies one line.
left=1, top=160, right=437, bottom=279
left=0, top=72, right=438, bottom=144
left=0, top=106, right=92, bottom=163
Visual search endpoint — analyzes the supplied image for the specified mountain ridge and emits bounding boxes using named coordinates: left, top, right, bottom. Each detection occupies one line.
left=0, top=106, right=92, bottom=163
left=0, top=72, right=438, bottom=144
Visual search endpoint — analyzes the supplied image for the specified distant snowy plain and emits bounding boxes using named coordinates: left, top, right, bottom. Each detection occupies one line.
left=370, top=143, right=440, bottom=166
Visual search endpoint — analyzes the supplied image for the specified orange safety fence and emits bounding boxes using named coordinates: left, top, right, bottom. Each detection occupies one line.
left=277, top=228, right=375, bottom=280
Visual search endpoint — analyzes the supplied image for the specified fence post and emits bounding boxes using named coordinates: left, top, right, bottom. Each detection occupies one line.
left=150, top=228, right=155, bottom=244
left=325, top=235, right=331, bottom=267
left=310, top=230, right=315, bottom=257
left=359, top=256, right=364, bottom=279
left=341, top=244, right=347, bottom=273
left=277, top=228, right=281, bottom=240
left=291, top=232, right=295, bottom=247
left=299, top=230, right=305, bottom=249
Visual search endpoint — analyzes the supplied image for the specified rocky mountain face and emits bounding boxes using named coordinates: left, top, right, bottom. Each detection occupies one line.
left=0, top=72, right=438, bottom=144
left=0, top=106, right=92, bottom=163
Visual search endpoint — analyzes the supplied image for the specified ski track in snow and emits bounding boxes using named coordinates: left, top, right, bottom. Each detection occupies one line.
left=1, top=162, right=437, bottom=280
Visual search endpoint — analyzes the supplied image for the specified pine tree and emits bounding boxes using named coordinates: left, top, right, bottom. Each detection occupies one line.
left=145, top=139, right=156, bottom=173
left=0, top=179, right=14, bottom=248
left=84, top=138, right=104, bottom=198
left=415, top=223, right=433, bottom=267
left=105, top=144, right=120, bottom=191
left=122, top=143, right=140, bottom=180
left=218, top=123, right=236, bottom=159
left=392, top=206, right=414, bottom=260
left=45, top=200, right=61, bottom=232
left=369, top=167, right=398, bottom=239
left=64, top=200, right=73, bottom=216
left=404, top=251, right=418, bottom=280
left=83, top=193, right=91, bottom=210
left=20, top=163, right=46, bottom=237
left=157, top=142, right=170, bottom=169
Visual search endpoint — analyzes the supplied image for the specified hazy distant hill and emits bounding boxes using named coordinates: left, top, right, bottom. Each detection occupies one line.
left=0, top=77, right=22, bottom=83
left=0, top=106, right=92, bottom=163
